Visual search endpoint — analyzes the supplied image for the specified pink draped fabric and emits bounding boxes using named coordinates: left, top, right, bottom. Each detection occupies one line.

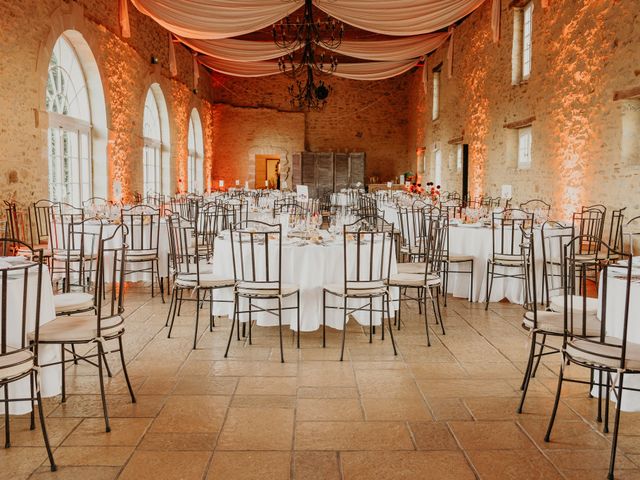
left=199, top=56, right=419, bottom=81
left=180, top=32, right=449, bottom=63
left=492, top=0, right=501, bottom=43
left=119, top=0, right=131, bottom=38
left=168, top=33, right=177, bottom=77
left=130, top=0, right=304, bottom=39
left=314, top=0, right=486, bottom=36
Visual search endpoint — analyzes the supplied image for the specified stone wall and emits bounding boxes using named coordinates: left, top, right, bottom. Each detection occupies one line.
left=210, top=72, right=414, bottom=184
left=0, top=0, right=215, bottom=205
left=409, top=0, right=640, bottom=220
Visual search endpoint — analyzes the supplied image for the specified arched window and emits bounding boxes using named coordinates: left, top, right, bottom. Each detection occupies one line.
left=143, top=88, right=162, bottom=196
left=46, top=34, right=92, bottom=205
left=187, top=109, right=204, bottom=193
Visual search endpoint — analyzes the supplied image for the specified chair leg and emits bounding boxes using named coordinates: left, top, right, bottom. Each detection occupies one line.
left=368, top=299, right=373, bottom=344
left=604, top=372, right=611, bottom=434
left=385, top=293, right=397, bottom=356
left=96, top=342, right=111, bottom=433
left=608, top=372, right=625, bottom=480
left=30, top=372, right=36, bottom=430
left=296, top=291, right=301, bottom=349
left=469, top=261, right=474, bottom=302
left=35, top=371, right=57, bottom=472
left=224, top=295, right=238, bottom=358
left=118, top=336, right=136, bottom=404
left=531, top=333, right=547, bottom=378
left=177, top=290, right=184, bottom=316
left=60, top=345, right=66, bottom=403
left=322, top=290, right=327, bottom=348
left=443, top=265, right=448, bottom=307
left=485, top=262, right=495, bottom=310
left=102, top=350, right=113, bottom=378
left=340, top=297, right=347, bottom=361
left=544, top=361, right=565, bottom=442
left=193, top=289, right=200, bottom=349
left=167, top=288, right=180, bottom=339
left=277, top=297, right=284, bottom=363
left=422, top=288, right=431, bottom=347
left=71, top=344, right=79, bottom=365
left=165, top=287, right=176, bottom=327
left=433, top=288, right=445, bottom=335
left=518, top=332, right=537, bottom=413
left=4, top=384, right=10, bottom=448
left=156, top=260, right=165, bottom=303
left=248, top=299, right=253, bottom=346
left=151, top=261, right=155, bottom=298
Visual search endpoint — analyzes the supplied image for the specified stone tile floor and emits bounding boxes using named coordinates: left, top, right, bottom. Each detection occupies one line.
left=3, top=287, right=640, bottom=479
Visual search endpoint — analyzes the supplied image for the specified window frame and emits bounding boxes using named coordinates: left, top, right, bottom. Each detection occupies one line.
left=432, top=68, right=441, bottom=121
left=517, top=126, right=533, bottom=170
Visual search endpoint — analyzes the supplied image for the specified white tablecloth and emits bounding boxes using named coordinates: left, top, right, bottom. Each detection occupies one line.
left=211, top=231, right=398, bottom=331
left=594, top=265, right=640, bottom=411
left=382, top=204, right=545, bottom=304
left=0, top=264, right=60, bottom=414
left=51, top=220, right=170, bottom=280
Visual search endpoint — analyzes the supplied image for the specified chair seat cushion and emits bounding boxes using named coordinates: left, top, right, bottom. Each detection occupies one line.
left=54, top=292, right=94, bottom=314
left=567, top=337, right=640, bottom=371
left=449, top=254, right=474, bottom=262
left=126, top=249, right=158, bottom=261
left=236, top=281, right=298, bottom=297
left=386, top=273, right=440, bottom=288
left=0, top=349, right=33, bottom=381
left=176, top=273, right=235, bottom=289
left=523, top=310, right=601, bottom=336
left=324, top=281, right=387, bottom=297
left=17, top=245, right=51, bottom=257
left=490, top=254, right=525, bottom=266
left=397, top=262, right=426, bottom=274
left=53, top=249, right=98, bottom=261
left=549, top=295, right=598, bottom=314
left=33, top=315, right=124, bottom=343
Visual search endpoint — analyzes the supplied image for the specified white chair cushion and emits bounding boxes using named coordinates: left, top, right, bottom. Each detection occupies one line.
left=490, top=254, right=525, bottom=266
left=236, top=281, right=298, bottom=297
left=386, top=273, right=441, bottom=288
left=32, top=315, right=124, bottom=343
left=523, top=310, right=601, bottom=336
left=0, top=349, right=33, bottom=381
left=397, top=262, right=426, bottom=274
left=449, top=254, right=474, bottom=262
left=324, top=281, right=387, bottom=297
left=53, top=249, right=98, bottom=261
left=54, top=292, right=94, bottom=314
left=549, top=295, right=598, bottom=314
left=176, top=273, right=235, bottom=289
left=566, top=337, right=640, bottom=371
left=126, top=249, right=158, bottom=261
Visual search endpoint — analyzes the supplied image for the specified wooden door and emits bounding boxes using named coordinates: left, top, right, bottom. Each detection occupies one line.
left=334, top=153, right=349, bottom=192
left=348, top=152, right=366, bottom=186
left=301, top=152, right=317, bottom=197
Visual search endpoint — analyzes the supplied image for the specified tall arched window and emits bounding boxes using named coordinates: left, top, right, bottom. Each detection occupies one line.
left=46, top=34, right=92, bottom=205
left=187, top=109, right=204, bottom=193
left=143, top=88, right=162, bottom=196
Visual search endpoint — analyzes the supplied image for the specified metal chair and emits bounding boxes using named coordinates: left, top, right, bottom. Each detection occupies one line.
left=544, top=238, right=633, bottom=480
left=623, top=215, right=640, bottom=255
left=520, top=199, right=552, bottom=219
left=0, top=240, right=56, bottom=471
left=34, top=225, right=136, bottom=433
left=485, top=208, right=534, bottom=309
left=165, top=211, right=235, bottom=349
left=120, top=204, right=164, bottom=301
left=323, top=218, right=397, bottom=360
left=224, top=221, right=300, bottom=362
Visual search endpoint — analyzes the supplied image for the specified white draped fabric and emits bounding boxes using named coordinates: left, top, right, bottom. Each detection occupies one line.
left=314, top=0, right=486, bottom=36
left=182, top=32, right=450, bottom=63
left=132, top=0, right=486, bottom=39
left=130, top=0, right=304, bottom=39
left=199, top=56, right=419, bottom=81
left=119, top=0, right=131, bottom=38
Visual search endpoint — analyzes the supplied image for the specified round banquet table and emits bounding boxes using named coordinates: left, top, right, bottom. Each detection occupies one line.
left=210, top=230, right=398, bottom=331
left=50, top=219, right=170, bottom=281
left=0, top=262, right=60, bottom=414
left=381, top=204, right=546, bottom=304
left=593, top=263, right=640, bottom=411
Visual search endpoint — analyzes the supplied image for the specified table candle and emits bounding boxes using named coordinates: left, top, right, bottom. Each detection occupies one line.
left=219, top=180, right=224, bottom=188
left=235, top=180, right=240, bottom=186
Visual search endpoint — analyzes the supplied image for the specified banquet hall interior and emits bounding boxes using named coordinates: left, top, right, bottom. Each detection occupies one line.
left=1, top=0, right=640, bottom=479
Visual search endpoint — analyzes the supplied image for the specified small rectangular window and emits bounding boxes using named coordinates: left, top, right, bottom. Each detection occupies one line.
left=517, top=126, right=532, bottom=169
left=456, top=144, right=463, bottom=172
left=432, top=70, right=440, bottom=121
left=522, top=2, right=533, bottom=79
left=434, top=149, right=442, bottom=185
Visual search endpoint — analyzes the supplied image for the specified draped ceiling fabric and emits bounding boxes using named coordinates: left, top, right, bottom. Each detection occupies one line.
left=199, top=56, right=419, bottom=81
left=130, top=0, right=489, bottom=81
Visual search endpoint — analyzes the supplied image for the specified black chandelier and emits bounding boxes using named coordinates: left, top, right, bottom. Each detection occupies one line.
left=272, top=0, right=344, bottom=110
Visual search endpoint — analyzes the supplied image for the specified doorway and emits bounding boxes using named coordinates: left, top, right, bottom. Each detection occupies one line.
left=255, top=154, right=280, bottom=189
